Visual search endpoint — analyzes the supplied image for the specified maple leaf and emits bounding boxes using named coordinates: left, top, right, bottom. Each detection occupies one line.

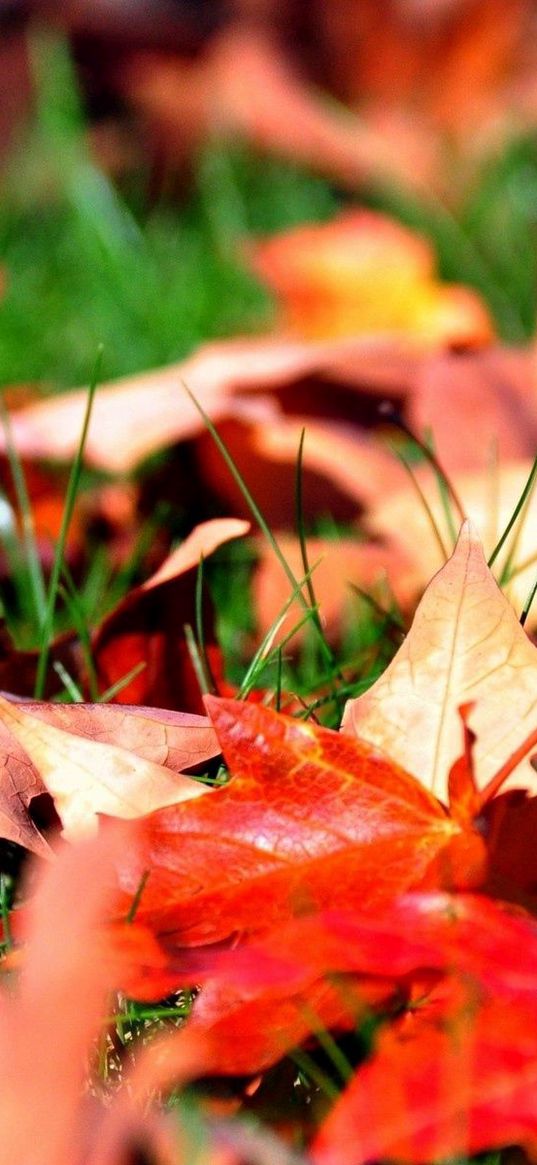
left=115, top=693, right=488, bottom=952
left=147, top=892, right=537, bottom=1079
left=0, top=696, right=216, bottom=844
left=342, top=522, right=537, bottom=802
left=312, top=973, right=537, bottom=1165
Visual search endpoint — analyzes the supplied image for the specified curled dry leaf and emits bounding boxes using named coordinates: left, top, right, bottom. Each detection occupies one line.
left=251, top=211, right=494, bottom=347
left=91, top=516, right=249, bottom=709
left=195, top=412, right=411, bottom=530
left=0, top=694, right=210, bottom=842
left=248, top=419, right=408, bottom=509
left=342, top=522, right=537, bottom=802
left=0, top=335, right=382, bottom=474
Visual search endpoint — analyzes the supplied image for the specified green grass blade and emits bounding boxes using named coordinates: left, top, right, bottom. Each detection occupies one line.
left=389, top=445, right=450, bottom=562
left=0, top=874, right=13, bottom=952
left=0, top=395, right=47, bottom=631
left=52, top=660, right=84, bottom=702
left=99, top=661, right=147, bottom=704
left=239, top=559, right=323, bottom=698
left=195, top=555, right=217, bottom=694
left=184, top=622, right=213, bottom=698
left=34, top=347, right=103, bottom=698
left=488, top=453, right=537, bottom=571
left=295, top=428, right=324, bottom=629
left=182, top=381, right=334, bottom=667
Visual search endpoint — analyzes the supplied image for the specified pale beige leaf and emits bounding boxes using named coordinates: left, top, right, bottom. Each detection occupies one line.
left=342, top=523, right=537, bottom=803
left=0, top=695, right=209, bottom=841
left=15, top=702, right=220, bottom=777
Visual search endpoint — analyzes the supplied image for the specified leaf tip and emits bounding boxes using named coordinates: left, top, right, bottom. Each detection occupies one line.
left=202, top=694, right=237, bottom=729
left=456, top=518, right=482, bottom=549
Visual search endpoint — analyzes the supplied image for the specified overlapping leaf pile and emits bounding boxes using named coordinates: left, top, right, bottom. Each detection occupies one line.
left=3, top=208, right=537, bottom=644
left=0, top=523, right=536, bottom=1162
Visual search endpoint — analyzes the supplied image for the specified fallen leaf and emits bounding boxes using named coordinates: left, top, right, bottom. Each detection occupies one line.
left=91, top=516, right=249, bottom=709
left=0, top=828, right=126, bottom=1165
left=252, top=531, right=416, bottom=646
left=119, top=24, right=442, bottom=198
left=251, top=210, right=494, bottom=347
left=0, top=716, right=49, bottom=857
left=0, top=694, right=209, bottom=841
left=408, top=345, right=537, bottom=474
left=342, top=522, right=537, bottom=802
left=313, top=0, right=536, bottom=144
left=312, top=981, right=537, bottom=1165
left=248, top=419, right=408, bottom=509
left=171, top=892, right=537, bottom=1007
left=1, top=335, right=382, bottom=474
left=114, top=694, right=487, bottom=952
left=0, top=665, right=220, bottom=854
left=21, top=700, right=219, bottom=775
left=152, top=892, right=537, bottom=1079
left=0, top=826, right=234, bottom=1165
left=368, top=457, right=537, bottom=623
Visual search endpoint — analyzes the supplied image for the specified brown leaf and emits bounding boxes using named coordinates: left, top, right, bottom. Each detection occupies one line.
left=342, top=522, right=537, bottom=803
left=20, top=700, right=219, bottom=775
left=0, top=717, right=49, bottom=857
left=0, top=695, right=210, bottom=841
